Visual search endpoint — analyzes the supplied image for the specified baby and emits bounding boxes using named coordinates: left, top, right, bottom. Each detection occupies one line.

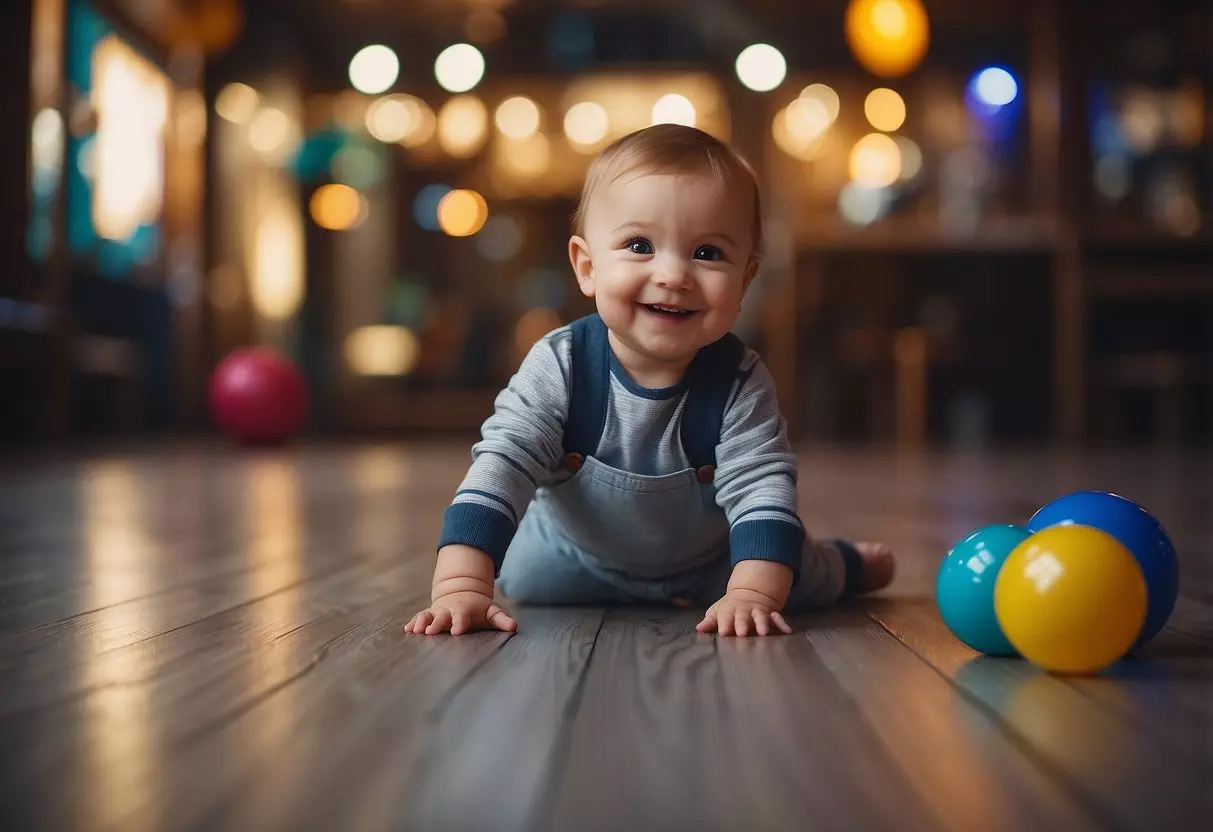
left=406, top=124, right=894, bottom=638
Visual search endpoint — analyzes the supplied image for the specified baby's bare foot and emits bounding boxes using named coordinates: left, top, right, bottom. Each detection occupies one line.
left=854, top=542, right=896, bottom=593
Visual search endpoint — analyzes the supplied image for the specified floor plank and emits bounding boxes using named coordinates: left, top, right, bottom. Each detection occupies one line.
left=548, top=607, right=938, bottom=831
left=2, top=442, right=1210, bottom=830
left=800, top=605, right=1104, bottom=831
left=387, top=606, right=604, bottom=832
left=868, top=599, right=1213, bottom=829
left=0, top=556, right=431, bottom=831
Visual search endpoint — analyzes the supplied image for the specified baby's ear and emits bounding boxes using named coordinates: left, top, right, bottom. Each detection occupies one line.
left=568, top=236, right=595, bottom=298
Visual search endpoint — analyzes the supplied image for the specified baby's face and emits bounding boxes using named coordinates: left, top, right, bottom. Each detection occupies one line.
left=572, top=169, right=758, bottom=370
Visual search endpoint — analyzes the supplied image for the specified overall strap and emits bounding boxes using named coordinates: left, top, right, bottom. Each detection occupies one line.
left=562, top=313, right=611, bottom=462
left=680, top=332, right=746, bottom=477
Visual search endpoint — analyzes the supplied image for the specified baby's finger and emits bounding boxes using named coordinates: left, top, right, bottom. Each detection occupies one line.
left=408, top=611, right=433, bottom=634
left=487, top=604, right=518, bottom=632
left=713, top=613, right=732, bottom=640
left=734, top=610, right=751, bottom=638
left=426, top=609, right=453, bottom=635
left=752, top=609, right=770, bottom=636
left=696, top=610, right=718, bottom=633
left=451, top=610, right=471, bottom=635
left=771, top=611, right=793, bottom=634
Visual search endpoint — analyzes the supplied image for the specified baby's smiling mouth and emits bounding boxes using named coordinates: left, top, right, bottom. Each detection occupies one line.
left=640, top=303, right=698, bottom=318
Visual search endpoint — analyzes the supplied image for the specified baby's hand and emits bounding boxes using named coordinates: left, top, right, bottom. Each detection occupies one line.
left=696, top=588, right=793, bottom=637
left=405, top=590, right=517, bottom=636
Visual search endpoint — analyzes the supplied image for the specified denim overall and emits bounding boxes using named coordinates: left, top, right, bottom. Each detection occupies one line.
left=496, top=314, right=856, bottom=610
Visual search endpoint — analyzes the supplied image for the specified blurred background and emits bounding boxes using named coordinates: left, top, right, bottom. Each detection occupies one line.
left=1, top=0, right=1209, bottom=450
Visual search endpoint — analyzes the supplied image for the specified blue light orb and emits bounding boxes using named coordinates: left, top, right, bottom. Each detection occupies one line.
left=971, top=67, right=1018, bottom=108
left=413, top=184, right=451, bottom=232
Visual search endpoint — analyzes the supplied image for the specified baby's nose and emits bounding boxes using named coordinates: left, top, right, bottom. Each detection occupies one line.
left=654, top=258, right=689, bottom=288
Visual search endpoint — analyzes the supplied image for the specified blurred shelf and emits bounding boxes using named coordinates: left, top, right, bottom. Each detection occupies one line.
left=797, top=216, right=1060, bottom=254
left=339, top=388, right=498, bottom=431
left=1081, top=221, right=1213, bottom=251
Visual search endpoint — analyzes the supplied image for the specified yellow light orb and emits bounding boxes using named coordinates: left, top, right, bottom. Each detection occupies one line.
left=800, top=83, right=840, bottom=123
left=845, top=0, right=930, bottom=78
left=895, top=136, right=922, bottom=180
left=848, top=132, right=902, bottom=186
left=502, top=133, right=551, bottom=178
left=248, top=108, right=295, bottom=161
left=773, top=98, right=832, bottom=161
left=437, top=95, right=488, bottom=157
left=366, top=96, right=412, bottom=143
left=434, top=43, right=486, bottom=93
left=495, top=96, right=541, bottom=139
left=564, top=101, right=609, bottom=149
left=398, top=95, right=435, bottom=148
left=651, top=93, right=696, bottom=127
left=309, top=184, right=365, bottom=231
left=735, top=43, right=787, bottom=92
left=437, top=189, right=488, bottom=237
left=344, top=325, right=420, bottom=376
left=864, top=87, right=906, bottom=131
left=349, top=45, right=399, bottom=95
left=215, top=82, right=258, bottom=124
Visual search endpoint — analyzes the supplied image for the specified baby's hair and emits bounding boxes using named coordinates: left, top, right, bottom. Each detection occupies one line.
left=571, top=124, right=763, bottom=258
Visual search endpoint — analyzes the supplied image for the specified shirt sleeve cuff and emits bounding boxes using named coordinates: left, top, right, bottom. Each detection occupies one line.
left=729, top=518, right=805, bottom=585
left=437, top=502, right=517, bottom=574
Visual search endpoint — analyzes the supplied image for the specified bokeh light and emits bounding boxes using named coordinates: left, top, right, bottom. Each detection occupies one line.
left=971, top=67, right=1018, bottom=108
left=248, top=108, right=296, bottom=162
left=651, top=93, right=697, bottom=127
left=215, top=83, right=258, bottom=124
left=310, top=184, right=365, bottom=231
left=515, top=308, right=563, bottom=357
left=366, top=96, right=411, bottom=143
left=564, top=101, right=609, bottom=149
left=495, top=96, right=541, bottom=139
left=332, top=144, right=385, bottom=190
left=434, top=43, right=486, bottom=93
left=865, top=88, right=906, bottom=132
left=437, top=95, right=489, bottom=157
left=476, top=214, right=526, bottom=263
left=800, top=83, right=841, bottom=122
left=839, top=181, right=891, bottom=226
left=735, top=44, right=787, bottom=92
left=849, top=132, right=902, bottom=186
left=349, top=45, right=399, bottom=95
left=895, top=136, right=923, bottom=180
left=344, top=325, right=420, bottom=376
left=501, top=133, right=551, bottom=178
left=397, top=95, right=436, bottom=148
left=773, top=97, right=832, bottom=160
left=414, top=183, right=451, bottom=231
left=845, top=0, right=930, bottom=78
left=437, top=189, right=489, bottom=237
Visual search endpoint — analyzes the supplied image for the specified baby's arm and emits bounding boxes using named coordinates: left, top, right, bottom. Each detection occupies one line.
left=406, top=332, right=570, bottom=636
left=696, top=353, right=803, bottom=636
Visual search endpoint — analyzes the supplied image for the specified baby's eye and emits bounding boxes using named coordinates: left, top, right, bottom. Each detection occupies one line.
left=694, top=245, right=725, bottom=261
left=626, top=238, right=654, bottom=255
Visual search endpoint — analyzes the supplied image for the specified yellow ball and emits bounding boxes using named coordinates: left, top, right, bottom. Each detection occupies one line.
left=994, top=525, right=1147, bottom=674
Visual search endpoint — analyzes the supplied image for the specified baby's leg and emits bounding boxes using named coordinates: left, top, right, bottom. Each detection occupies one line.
left=497, top=507, right=645, bottom=606
left=783, top=538, right=897, bottom=612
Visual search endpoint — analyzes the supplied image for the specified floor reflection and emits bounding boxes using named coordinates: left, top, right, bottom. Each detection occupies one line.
left=81, top=459, right=159, bottom=827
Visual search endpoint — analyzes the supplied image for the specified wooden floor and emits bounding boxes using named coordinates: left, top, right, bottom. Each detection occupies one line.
left=1, top=441, right=1210, bottom=831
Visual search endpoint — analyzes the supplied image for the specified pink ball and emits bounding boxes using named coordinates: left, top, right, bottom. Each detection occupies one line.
left=208, top=348, right=307, bottom=444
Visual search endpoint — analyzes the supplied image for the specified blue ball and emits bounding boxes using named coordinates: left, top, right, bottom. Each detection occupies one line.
left=1027, top=490, right=1178, bottom=647
left=937, top=524, right=1029, bottom=655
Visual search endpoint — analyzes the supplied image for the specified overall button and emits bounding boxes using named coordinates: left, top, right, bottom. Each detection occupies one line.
left=695, top=465, right=716, bottom=484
